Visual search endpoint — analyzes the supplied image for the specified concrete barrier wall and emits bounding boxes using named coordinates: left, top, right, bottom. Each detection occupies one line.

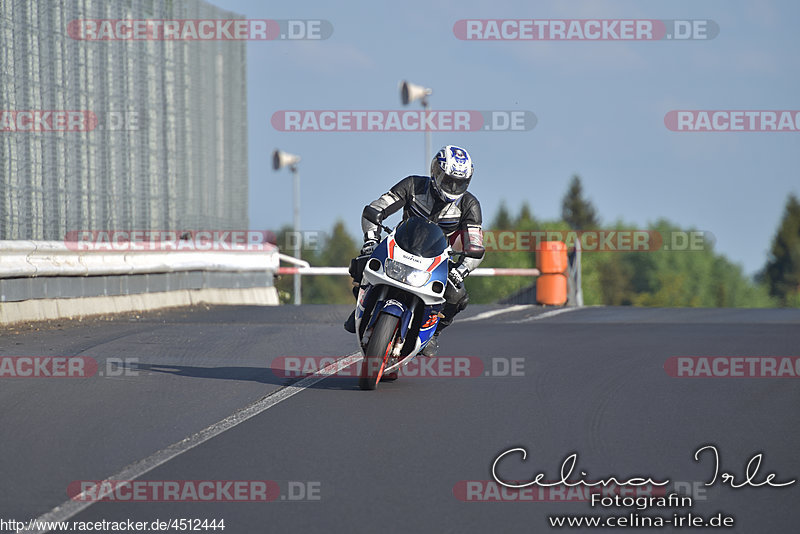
left=0, top=241, right=280, bottom=325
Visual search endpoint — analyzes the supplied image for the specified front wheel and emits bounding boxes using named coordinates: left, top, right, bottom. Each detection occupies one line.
left=359, top=313, right=398, bottom=390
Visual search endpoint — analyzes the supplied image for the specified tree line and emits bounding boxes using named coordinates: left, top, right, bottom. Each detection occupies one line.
left=272, top=177, right=800, bottom=307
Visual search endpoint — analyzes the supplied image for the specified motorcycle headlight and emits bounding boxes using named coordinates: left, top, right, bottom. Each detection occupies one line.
left=384, top=258, right=431, bottom=287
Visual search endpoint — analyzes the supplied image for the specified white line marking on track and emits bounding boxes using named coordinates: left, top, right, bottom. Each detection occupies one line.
left=460, top=305, right=535, bottom=322
left=509, top=307, right=579, bottom=323
left=20, top=352, right=364, bottom=534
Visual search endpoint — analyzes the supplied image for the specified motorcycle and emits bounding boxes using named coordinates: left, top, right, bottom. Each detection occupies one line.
left=351, top=206, right=484, bottom=390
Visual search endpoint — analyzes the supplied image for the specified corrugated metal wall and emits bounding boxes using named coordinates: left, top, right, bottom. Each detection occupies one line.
left=0, top=0, right=248, bottom=239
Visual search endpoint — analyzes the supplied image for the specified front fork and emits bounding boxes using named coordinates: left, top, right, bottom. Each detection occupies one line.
left=364, top=301, right=412, bottom=359
left=359, top=285, right=441, bottom=359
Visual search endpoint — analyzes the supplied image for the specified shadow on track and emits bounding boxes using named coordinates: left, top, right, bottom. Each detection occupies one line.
left=127, top=362, right=364, bottom=391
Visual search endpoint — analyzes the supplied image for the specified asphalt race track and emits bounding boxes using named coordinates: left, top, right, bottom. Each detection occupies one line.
left=1, top=304, right=799, bottom=533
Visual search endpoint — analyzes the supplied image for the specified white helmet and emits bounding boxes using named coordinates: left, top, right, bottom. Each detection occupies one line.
left=430, top=145, right=473, bottom=202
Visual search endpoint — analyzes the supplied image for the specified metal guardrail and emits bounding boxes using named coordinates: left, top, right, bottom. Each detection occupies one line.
left=0, top=241, right=280, bottom=279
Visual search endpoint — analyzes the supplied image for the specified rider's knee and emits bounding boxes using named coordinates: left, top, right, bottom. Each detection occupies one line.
left=457, top=291, right=469, bottom=312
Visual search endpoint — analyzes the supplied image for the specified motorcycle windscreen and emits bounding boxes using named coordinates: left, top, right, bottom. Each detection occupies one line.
left=394, top=216, right=448, bottom=258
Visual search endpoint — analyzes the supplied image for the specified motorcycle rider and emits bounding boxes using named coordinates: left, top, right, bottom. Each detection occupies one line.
left=344, top=145, right=485, bottom=357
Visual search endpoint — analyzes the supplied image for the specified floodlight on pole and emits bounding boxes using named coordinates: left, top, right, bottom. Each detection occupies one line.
left=272, top=149, right=302, bottom=305
left=400, top=80, right=433, bottom=172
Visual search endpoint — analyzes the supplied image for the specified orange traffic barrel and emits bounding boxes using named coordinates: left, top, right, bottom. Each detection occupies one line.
left=536, top=241, right=568, bottom=274
left=536, top=273, right=567, bottom=305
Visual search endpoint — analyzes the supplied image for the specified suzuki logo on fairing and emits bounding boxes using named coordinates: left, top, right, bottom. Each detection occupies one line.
left=401, top=253, right=423, bottom=264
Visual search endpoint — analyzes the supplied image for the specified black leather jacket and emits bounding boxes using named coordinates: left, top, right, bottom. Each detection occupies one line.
left=361, top=175, right=485, bottom=273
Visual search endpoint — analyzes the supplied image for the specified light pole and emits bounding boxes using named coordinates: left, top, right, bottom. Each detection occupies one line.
left=400, top=80, right=433, bottom=173
left=272, top=149, right=302, bottom=305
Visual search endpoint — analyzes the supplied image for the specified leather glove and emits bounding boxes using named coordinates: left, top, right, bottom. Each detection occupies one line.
left=360, top=239, right=378, bottom=257
left=448, top=266, right=468, bottom=288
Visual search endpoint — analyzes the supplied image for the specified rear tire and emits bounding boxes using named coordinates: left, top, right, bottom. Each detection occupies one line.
left=359, top=313, right=398, bottom=390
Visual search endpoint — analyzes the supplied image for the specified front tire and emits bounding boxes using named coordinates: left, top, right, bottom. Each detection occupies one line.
left=359, top=313, right=398, bottom=390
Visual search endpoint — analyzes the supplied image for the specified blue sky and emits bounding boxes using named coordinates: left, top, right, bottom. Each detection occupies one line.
left=217, top=0, right=798, bottom=275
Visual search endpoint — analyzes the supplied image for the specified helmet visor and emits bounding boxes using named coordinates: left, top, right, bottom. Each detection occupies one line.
left=439, top=173, right=470, bottom=196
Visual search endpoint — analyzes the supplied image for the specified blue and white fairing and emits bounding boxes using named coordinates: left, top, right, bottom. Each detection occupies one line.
left=353, top=217, right=451, bottom=365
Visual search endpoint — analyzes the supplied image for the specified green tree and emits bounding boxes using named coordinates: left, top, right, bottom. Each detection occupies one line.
left=302, top=220, right=359, bottom=304
left=609, top=219, right=775, bottom=308
left=561, top=175, right=599, bottom=230
left=596, top=255, right=635, bottom=305
left=763, top=194, right=800, bottom=306
left=515, top=202, right=538, bottom=230
left=273, top=220, right=359, bottom=304
left=467, top=205, right=566, bottom=304
left=493, top=201, right=512, bottom=229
